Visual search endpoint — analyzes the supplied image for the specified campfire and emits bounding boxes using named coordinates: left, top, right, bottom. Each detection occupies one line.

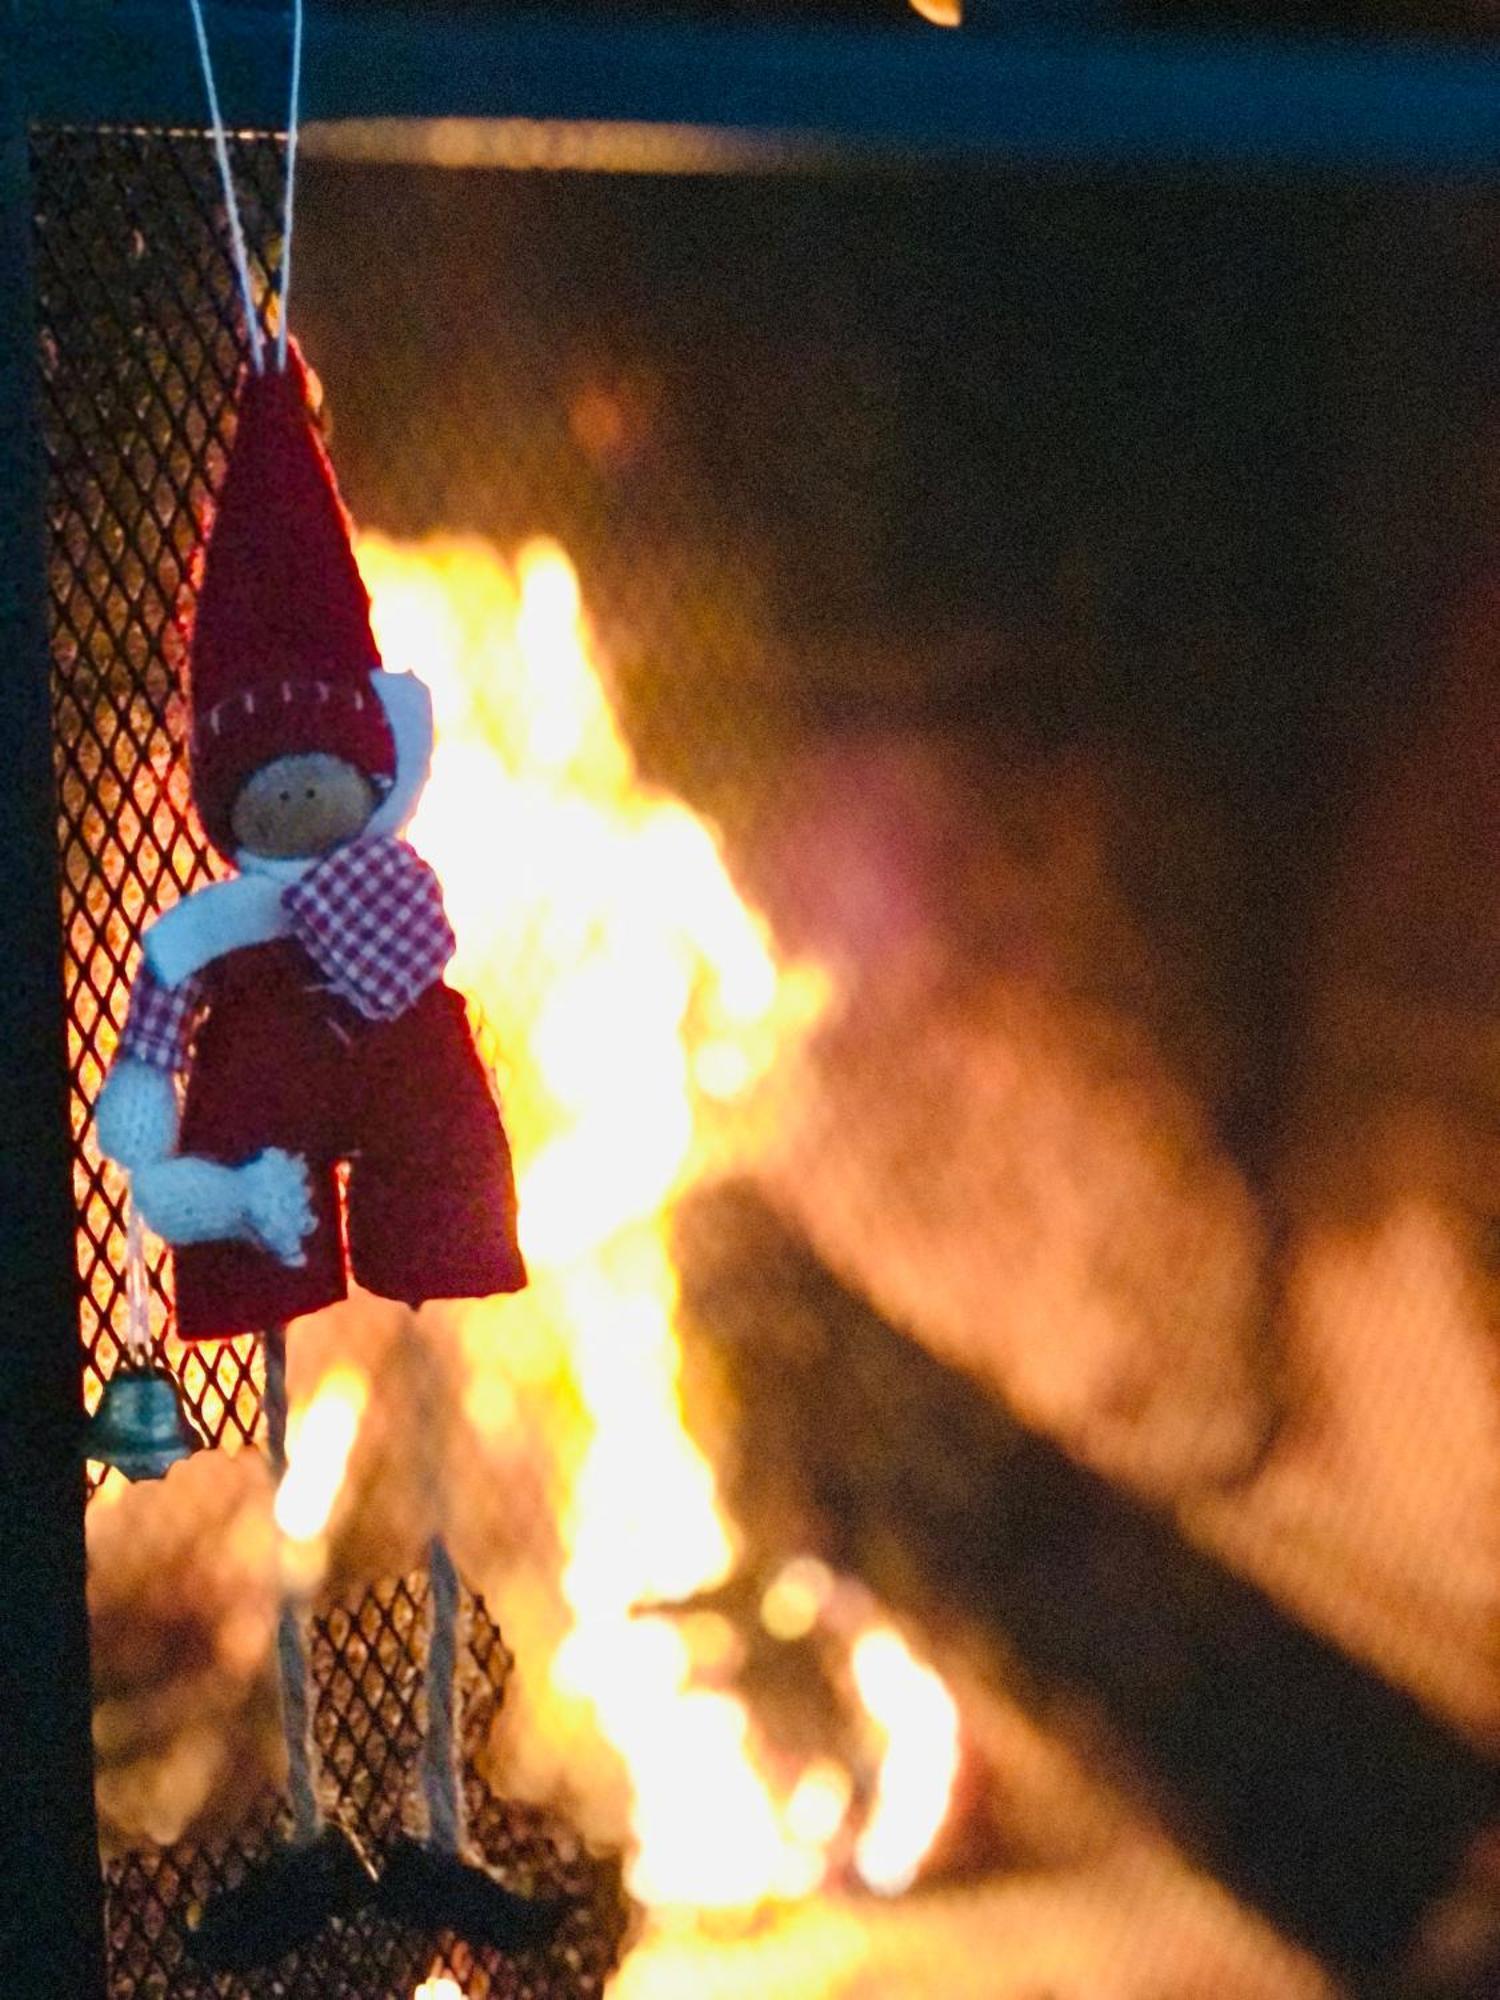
left=82, top=520, right=1500, bottom=2000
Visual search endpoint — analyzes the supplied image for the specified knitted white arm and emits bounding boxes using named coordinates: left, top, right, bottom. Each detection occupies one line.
left=132, top=1148, right=315, bottom=1267
left=94, top=1059, right=181, bottom=1169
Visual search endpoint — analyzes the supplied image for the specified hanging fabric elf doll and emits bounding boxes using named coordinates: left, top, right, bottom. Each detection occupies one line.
left=97, top=343, right=525, bottom=1332
left=94, top=341, right=558, bottom=1969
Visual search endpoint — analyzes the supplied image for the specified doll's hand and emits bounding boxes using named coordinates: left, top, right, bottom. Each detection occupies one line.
left=239, top=1149, right=316, bottom=1267
left=133, top=1149, right=315, bottom=1267
left=95, top=1058, right=181, bottom=1169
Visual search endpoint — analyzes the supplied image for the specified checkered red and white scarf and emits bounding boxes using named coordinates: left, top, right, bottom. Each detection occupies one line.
left=122, top=839, right=455, bottom=1070
left=283, top=837, right=455, bottom=1022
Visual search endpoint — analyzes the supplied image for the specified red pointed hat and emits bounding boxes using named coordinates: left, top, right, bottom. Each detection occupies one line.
left=188, top=341, right=396, bottom=855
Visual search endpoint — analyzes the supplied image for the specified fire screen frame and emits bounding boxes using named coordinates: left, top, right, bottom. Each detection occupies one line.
left=7, top=4, right=1500, bottom=1997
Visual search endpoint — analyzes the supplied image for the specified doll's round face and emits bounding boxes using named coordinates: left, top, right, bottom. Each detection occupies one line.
left=230, top=752, right=377, bottom=859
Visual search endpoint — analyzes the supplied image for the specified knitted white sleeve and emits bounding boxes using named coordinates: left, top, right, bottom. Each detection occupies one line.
left=94, top=1059, right=181, bottom=1169
left=132, top=1148, right=315, bottom=1266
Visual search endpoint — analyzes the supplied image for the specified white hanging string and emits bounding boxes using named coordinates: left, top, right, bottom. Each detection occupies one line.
left=400, top=1322, right=469, bottom=1852
left=186, top=0, right=266, bottom=375
left=264, top=1323, right=326, bottom=1844
left=421, top=1532, right=466, bottom=1852
left=275, top=0, right=304, bottom=372
left=124, top=1195, right=154, bottom=1366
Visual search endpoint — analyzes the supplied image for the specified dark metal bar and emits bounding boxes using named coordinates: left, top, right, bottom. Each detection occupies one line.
left=0, top=22, right=108, bottom=1998
left=15, top=0, right=1500, bottom=177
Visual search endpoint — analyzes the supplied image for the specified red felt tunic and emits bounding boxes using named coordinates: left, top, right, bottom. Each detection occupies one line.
left=174, top=937, right=526, bottom=1340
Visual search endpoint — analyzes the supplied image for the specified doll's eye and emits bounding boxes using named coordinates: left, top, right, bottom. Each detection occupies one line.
left=278, top=789, right=291, bottom=803
left=305, top=787, right=316, bottom=800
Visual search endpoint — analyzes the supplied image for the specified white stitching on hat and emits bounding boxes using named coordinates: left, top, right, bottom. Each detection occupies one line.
left=282, top=680, right=293, bottom=704
left=243, top=690, right=255, bottom=715
left=352, top=689, right=365, bottom=711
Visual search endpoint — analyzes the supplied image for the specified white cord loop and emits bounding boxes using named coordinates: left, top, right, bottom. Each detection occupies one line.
left=186, top=0, right=265, bottom=374
left=186, top=0, right=305, bottom=375
left=277, top=0, right=304, bottom=372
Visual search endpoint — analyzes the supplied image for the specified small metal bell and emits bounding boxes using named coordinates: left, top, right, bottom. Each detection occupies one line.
left=83, top=1363, right=207, bottom=1482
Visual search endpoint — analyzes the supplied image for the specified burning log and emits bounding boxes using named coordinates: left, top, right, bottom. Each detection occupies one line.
left=727, top=727, right=1498, bottom=1743
left=673, top=1179, right=1500, bottom=1991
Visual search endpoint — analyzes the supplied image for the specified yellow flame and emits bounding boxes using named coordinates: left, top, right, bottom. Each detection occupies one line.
left=412, top=1978, right=464, bottom=2000
left=850, top=1628, right=961, bottom=1895
left=273, top=1363, right=368, bottom=1560
left=786, top=1759, right=854, bottom=1848
left=358, top=532, right=953, bottom=1913
left=90, top=1464, right=129, bottom=1510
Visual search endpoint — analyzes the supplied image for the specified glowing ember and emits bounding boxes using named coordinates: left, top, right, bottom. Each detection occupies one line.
left=355, top=531, right=957, bottom=1915
left=760, top=1556, right=837, bottom=1643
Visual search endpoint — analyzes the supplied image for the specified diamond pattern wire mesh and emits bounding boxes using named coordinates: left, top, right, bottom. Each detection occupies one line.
left=35, top=124, right=282, bottom=1452
left=32, top=125, right=628, bottom=1999
left=102, top=1575, right=628, bottom=2000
